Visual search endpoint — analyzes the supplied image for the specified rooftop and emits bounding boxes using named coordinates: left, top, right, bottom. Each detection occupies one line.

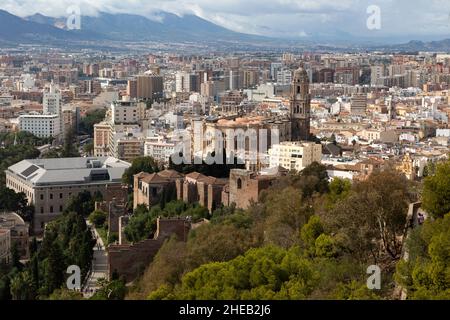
left=7, top=157, right=131, bottom=186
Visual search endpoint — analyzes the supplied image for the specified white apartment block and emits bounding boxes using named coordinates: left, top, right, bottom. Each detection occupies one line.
left=43, top=83, right=63, bottom=133
left=144, top=139, right=176, bottom=165
left=276, top=69, right=293, bottom=85
left=19, top=114, right=61, bottom=138
left=111, top=100, right=145, bottom=125
left=269, top=141, right=322, bottom=172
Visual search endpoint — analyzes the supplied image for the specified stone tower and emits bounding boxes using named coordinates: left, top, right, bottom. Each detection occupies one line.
left=290, top=66, right=311, bottom=141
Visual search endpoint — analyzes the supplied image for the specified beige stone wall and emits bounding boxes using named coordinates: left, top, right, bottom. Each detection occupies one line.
left=108, top=218, right=190, bottom=282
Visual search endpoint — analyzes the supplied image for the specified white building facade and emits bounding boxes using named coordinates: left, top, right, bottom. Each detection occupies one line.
left=19, top=114, right=61, bottom=138
left=269, top=141, right=322, bottom=172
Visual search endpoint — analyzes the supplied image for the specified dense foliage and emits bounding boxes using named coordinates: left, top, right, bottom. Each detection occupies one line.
left=78, top=109, right=106, bottom=136
left=395, top=213, right=450, bottom=299
left=0, top=132, right=44, bottom=187
left=126, top=163, right=428, bottom=300
left=169, top=148, right=245, bottom=178
left=421, top=160, right=450, bottom=219
left=2, top=213, right=95, bottom=300
left=124, top=201, right=209, bottom=243
left=122, top=156, right=161, bottom=186
left=0, top=132, right=48, bottom=224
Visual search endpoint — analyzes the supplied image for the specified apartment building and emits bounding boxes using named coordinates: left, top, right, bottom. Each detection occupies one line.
left=269, top=141, right=322, bottom=172
left=18, top=114, right=61, bottom=138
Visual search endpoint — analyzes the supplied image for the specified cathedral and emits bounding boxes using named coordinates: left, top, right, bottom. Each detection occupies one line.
left=290, top=66, right=311, bottom=141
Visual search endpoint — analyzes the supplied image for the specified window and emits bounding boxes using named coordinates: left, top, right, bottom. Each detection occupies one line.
left=59, top=205, right=63, bottom=212
left=237, top=178, right=242, bottom=189
left=59, top=193, right=63, bottom=199
left=50, top=193, right=53, bottom=200
left=50, top=206, right=53, bottom=213
left=40, top=194, right=44, bottom=200
left=40, top=207, right=44, bottom=214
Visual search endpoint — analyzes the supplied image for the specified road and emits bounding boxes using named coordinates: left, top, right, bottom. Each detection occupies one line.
left=83, top=221, right=109, bottom=299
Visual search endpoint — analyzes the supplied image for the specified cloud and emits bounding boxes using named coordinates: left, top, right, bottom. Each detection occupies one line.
left=0, top=0, right=449, bottom=39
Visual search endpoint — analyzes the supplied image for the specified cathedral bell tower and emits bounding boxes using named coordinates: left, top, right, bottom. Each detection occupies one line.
left=290, top=66, right=311, bottom=141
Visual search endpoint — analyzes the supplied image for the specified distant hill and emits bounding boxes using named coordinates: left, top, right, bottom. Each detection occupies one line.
left=0, top=10, right=102, bottom=43
left=378, top=39, right=450, bottom=52
left=25, top=11, right=267, bottom=43
left=3, top=9, right=450, bottom=50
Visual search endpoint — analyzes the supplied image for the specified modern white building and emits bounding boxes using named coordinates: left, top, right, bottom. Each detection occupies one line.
left=164, top=112, right=184, bottom=130
left=175, top=71, right=197, bottom=93
left=43, top=83, right=63, bottom=133
left=276, top=69, right=293, bottom=85
left=19, top=114, right=61, bottom=138
left=144, top=139, right=176, bottom=165
left=269, top=141, right=322, bottom=172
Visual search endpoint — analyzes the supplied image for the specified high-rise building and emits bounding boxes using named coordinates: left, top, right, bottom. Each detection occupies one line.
left=175, top=71, right=199, bottom=93
left=335, top=67, right=360, bottom=85
left=43, top=82, right=63, bottom=133
left=371, top=65, right=386, bottom=86
left=127, top=79, right=137, bottom=99
left=242, top=69, right=259, bottom=89
left=276, top=69, right=293, bottom=85
left=290, top=67, right=311, bottom=141
left=136, top=74, right=163, bottom=100
left=351, top=93, right=368, bottom=115
left=201, top=81, right=215, bottom=97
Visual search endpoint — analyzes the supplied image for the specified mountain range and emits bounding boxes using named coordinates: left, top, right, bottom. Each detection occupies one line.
left=1, top=9, right=450, bottom=51
left=0, top=9, right=267, bottom=45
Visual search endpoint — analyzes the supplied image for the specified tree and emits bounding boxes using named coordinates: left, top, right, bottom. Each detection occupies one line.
left=10, top=271, right=36, bottom=300
left=91, top=278, right=127, bottom=300
left=0, top=188, right=34, bottom=223
left=45, top=244, right=65, bottom=295
left=78, top=109, right=106, bottom=136
left=48, top=289, right=83, bottom=300
left=89, top=210, right=107, bottom=228
left=10, top=242, right=21, bottom=269
left=326, top=169, right=412, bottom=263
left=300, top=215, right=324, bottom=256
left=65, top=191, right=103, bottom=217
left=62, top=128, right=80, bottom=158
left=83, top=142, right=94, bottom=156
left=263, top=187, right=312, bottom=248
left=122, top=157, right=160, bottom=186
left=152, top=246, right=320, bottom=300
left=422, top=160, right=450, bottom=219
left=395, top=213, right=450, bottom=299
left=326, top=178, right=351, bottom=208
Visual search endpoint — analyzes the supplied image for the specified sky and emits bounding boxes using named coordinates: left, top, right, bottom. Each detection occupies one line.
left=1, top=0, right=450, bottom=41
